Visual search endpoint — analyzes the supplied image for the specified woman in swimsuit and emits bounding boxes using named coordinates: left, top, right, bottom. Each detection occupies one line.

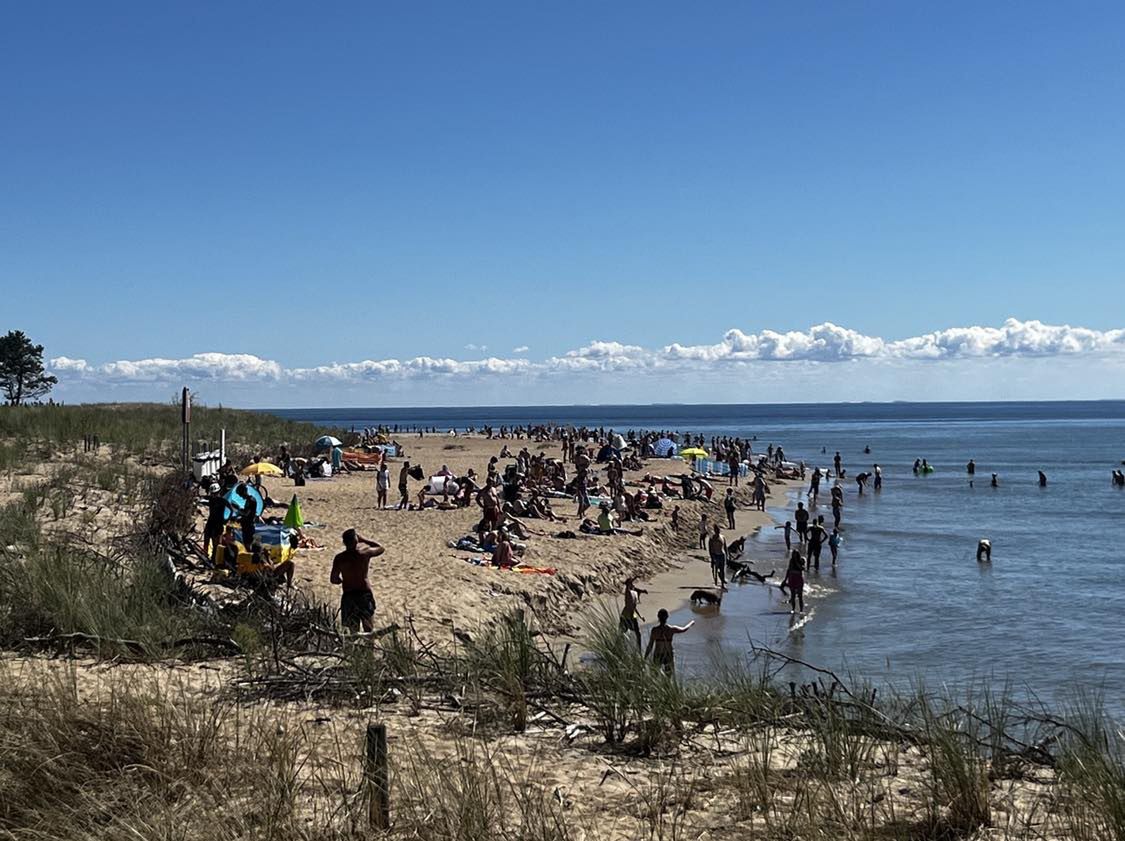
left=644, top=608, right=694, bottom=674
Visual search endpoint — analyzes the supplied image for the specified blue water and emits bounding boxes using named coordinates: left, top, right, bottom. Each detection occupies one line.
left=270, top=402, right=1125, bottom=711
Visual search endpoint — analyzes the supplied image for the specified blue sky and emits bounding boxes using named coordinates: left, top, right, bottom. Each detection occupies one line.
left=2, top=2, right=1124, bottom=406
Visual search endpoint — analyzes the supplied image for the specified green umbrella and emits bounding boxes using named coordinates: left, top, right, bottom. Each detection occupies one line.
left=283, top=494, right=304, bottom=529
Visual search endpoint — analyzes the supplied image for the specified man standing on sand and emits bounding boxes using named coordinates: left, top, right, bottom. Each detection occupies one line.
left=397, top=461, right=411, bottom=510
left=620, top=576, right=648, bottom=652
left=724, top=488, right=737, bottom=530
left=708, top=524, right=728, bottom=590
left=330, top=529, right=385, bottom=633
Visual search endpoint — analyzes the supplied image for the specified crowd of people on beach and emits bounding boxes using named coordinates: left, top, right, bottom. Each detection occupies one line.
left=194, top=418, right=1124, bottom=674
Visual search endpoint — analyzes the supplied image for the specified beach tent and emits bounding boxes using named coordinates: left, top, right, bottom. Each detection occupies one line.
left=595, top=444, right=620, bottom=463
left=224, top=483, right=264, bottom=519
left=653, top=438, right=677, bottom=457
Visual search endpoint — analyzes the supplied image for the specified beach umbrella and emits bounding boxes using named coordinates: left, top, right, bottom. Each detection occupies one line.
left=680, top=447, right=709, bottom=459
left=283, top=494, right=304, bottom=529
left=653, top=438, right=676, bottom=457
left=314, top=435, right=343, bottom=451
left=241, top=462, right=283, bottom=477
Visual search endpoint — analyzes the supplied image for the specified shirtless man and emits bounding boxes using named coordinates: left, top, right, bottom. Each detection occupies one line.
left=644, top=608, right=694, bottom=674
left=707, top=525, right=728, bottom=590
left=794, top=502, right=810, bottom=543
left=620, top=576, right=648, bottom=651
left=330, top=529, right=385, bottom=632
left=483, top=481, right=506, bottom=531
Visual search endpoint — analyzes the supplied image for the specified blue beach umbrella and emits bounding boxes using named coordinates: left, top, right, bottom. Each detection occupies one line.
left=314, top=435, right=343, bottom=451
left=653, top=438, right=677, bottom=457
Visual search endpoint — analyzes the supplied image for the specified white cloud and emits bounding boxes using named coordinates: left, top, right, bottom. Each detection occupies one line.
left=49, top=352, right=282, bottom=382
left=464, top=343, right=487, bottom=352
left=48, top=319, right=1125, bottom=391
left=512, top=345, right=529, bottom=354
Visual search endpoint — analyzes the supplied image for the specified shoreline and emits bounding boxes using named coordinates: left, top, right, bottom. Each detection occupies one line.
left=631, top=477, right=802, bottom=632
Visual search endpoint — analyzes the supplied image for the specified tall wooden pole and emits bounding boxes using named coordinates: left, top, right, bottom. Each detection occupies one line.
left=181, top=387, right=191, bottom=473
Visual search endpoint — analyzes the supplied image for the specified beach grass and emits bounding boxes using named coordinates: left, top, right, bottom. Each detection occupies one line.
left=2, top=404, right=1124, bottom=838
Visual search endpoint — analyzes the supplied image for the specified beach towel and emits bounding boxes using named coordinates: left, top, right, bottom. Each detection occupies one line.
left=282, top=495, right=304, bottom=528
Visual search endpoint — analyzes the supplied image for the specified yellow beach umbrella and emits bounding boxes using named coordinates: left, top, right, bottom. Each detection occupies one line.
left=242, top=462, right=283, bottom=477
left=680, top=448, right=709, bottom=459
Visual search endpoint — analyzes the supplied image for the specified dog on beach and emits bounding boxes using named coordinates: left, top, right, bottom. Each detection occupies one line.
left=690, top=589, right=723, bottom=606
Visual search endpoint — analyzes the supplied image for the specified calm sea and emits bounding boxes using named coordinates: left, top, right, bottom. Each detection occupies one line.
left=270, top=402, right=1125, bottom=712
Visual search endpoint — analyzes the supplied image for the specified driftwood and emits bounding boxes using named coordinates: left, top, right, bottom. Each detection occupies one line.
left=25, top=631, right=241, bottom=655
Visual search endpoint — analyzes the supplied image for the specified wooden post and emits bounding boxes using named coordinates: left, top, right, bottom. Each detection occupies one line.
left=365, top=723, right=389, bottom=830
left=180, top=387, right=191, bottom=473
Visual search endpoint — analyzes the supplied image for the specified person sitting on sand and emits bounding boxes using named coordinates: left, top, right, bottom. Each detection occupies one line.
left=244, top=537, right=295, bottom=588
left=491, top=531, right=517, bottom=569
left=330, top=529, right=385, bottom=633
left=620, top=576, right=648, bottom=652
left=644, top=608, right=694, bottom=674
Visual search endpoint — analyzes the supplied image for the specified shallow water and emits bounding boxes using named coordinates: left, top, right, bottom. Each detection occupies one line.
left=273, top=401, right=1125, bottom=712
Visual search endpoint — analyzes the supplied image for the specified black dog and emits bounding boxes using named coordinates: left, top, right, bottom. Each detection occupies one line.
left=690, top=589, right=722, bottom=606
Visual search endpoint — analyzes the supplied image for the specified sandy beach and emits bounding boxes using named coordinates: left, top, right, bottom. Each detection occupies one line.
left=204, top=432, right=795, bottom=649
